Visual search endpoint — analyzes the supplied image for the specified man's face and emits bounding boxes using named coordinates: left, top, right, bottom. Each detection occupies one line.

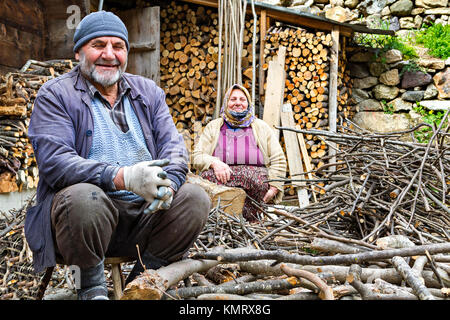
left=76, top=36, right=128, bottom=88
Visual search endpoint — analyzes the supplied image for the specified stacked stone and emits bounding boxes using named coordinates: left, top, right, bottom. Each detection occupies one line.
left=258, top=0, right=450, bottom=33
left=347, top=48, right=449, bottom=132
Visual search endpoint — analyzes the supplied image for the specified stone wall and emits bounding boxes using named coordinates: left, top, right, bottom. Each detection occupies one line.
left=260, top=0, right=449, bottom=31
left=347, top=47, right=449, bottom=133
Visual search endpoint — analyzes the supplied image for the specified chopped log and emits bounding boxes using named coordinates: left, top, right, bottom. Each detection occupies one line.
left=121, top=257, right=222, bottom=300
left=0, top=172, right=19, bottom=193
left=186, top=173, right=246, bottom=217
left=0, top=106, right=27, bottom=117
left=264, top=25, right=353, bottom=175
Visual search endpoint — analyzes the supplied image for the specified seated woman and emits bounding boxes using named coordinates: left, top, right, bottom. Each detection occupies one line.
left=192, top=84, right=287, bottom=221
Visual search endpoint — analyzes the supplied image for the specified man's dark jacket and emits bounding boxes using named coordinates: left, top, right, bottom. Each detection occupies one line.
left=25, top=66, right=188, bottom=273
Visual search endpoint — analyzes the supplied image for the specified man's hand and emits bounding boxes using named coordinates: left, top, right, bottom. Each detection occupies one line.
left=263, top=186, right=279, bottom=203
left=144, top=186, right=174, bottom=214
left=122, top=159, right=171, bottom=203
left=210, top=159, right=232, bottom=184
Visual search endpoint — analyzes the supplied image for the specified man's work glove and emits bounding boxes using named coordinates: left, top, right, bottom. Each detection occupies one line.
left=144, top=186, right=174, bottom=214
left=123, top=159, right=171, bottom=203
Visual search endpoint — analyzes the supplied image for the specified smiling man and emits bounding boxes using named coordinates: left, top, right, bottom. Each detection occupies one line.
left=25, top=11, right=210, bottom=300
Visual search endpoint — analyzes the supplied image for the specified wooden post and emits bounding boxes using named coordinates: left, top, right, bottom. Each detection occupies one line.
left=258, top=9, right=267, bottom=112
left=263, top=46, right=286, bottom=140
left=328, top=26, right=339, bottom=168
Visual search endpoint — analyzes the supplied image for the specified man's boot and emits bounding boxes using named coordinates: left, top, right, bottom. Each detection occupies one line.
left=125, top=251, right=168, bottom=286
left=77, top=260, right=109, bottom=300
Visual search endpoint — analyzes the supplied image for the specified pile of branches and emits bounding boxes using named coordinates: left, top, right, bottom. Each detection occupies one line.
left=0, top=195, right=43, bottom=300
left=120, top=202, right=449, bottom=300
left=0, top=195, right=78, bottom=300
left=2, top=114, right=449, bottom=300
left=278, top=115, right=449, bottom=244
left=122, top=117, right=449, bottom=301
left=0, top=195, right=123, bottom=300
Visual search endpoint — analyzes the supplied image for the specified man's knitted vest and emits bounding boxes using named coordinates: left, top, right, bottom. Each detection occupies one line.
left=87, top=95, right=153, bottom=202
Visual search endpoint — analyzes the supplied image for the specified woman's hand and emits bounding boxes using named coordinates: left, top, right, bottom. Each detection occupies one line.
left=210, top=160, right=232, bottom=184
left=263, top=186, right=279, bottom=203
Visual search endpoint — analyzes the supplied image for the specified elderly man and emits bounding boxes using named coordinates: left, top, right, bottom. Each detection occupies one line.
left=25, top=11, right=210, bottom=300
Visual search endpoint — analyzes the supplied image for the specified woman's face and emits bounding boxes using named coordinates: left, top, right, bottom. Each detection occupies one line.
left=227, top=89, right=249, bottom=113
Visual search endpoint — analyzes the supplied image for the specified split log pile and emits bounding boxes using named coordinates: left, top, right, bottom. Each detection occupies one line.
left=159, top=1, right=259, bottom=163
left=160, top=2, right=219, bottom=133
left=262, top=26, right=353, bottom=197
left=0, top=59, right=75, bottom=193
left=121, top=119, right=449, bottom=301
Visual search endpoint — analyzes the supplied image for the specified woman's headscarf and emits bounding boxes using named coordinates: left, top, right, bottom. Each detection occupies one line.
left=220, top=84, right=255, bottom=128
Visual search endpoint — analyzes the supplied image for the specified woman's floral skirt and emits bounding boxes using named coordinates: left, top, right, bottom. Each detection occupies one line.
left=200, top=165, right=269, bottom=221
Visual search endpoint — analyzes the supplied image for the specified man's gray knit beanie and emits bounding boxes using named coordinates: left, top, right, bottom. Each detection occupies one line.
left=73, top=11, right=129, bottom=52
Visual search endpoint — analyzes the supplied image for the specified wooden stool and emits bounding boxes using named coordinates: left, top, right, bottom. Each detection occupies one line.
left=105, top=256, right=135, bottom=300
left=36, top=256, right=135, bottom=300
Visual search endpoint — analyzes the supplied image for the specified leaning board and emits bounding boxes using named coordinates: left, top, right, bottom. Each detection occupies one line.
left=280, top=103, right=309, bottom=208
left=263, top=46, right=286, bottom=140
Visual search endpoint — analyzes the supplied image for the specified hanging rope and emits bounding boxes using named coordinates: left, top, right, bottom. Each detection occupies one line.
left=214, top=0, right=248, bottom=119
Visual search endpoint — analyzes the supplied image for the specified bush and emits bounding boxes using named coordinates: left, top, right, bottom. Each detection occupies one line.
left=353, top=19, right=418, bottom=60
left=412, top=103, right=448, bottom=143
left=416, top=23, right=450, bottom=59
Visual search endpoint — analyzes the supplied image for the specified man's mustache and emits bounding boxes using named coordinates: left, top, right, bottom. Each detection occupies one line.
left=94, top=58, right=121, bottom=67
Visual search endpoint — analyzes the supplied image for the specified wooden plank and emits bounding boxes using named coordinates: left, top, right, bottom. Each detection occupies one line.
left=118, top=7, right=160, bottom=84
left=328, top=26, right=339, bottom=169
left=258, top=9, right=267, bottom=102
left=129, top=41, right=156, bottom=52
left=263, top=46, right=286, bottom=140
left=280, top=103, right=309, bottom=208
left=296, top=125, right=317, bottom=203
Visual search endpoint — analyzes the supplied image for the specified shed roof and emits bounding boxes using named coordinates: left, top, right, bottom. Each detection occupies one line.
left=106, top=0, right=395, bottom=38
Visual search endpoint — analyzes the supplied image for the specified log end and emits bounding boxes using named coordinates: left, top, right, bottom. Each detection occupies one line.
left=120, top=271, right=165, bottom=300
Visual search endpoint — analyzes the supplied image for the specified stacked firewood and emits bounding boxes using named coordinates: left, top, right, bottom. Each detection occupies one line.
left=263, top=27, right=332, bottom=134
left=0, top=60, right=74, bottom=193
left=160, top=2, right=219, bottom=133
left=263, top=25, right=353, bottom=196
left=159, top=1, right=259, bottom=155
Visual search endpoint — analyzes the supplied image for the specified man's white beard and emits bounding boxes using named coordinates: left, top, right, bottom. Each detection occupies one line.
left=78, top=52, right=127, bottom=87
